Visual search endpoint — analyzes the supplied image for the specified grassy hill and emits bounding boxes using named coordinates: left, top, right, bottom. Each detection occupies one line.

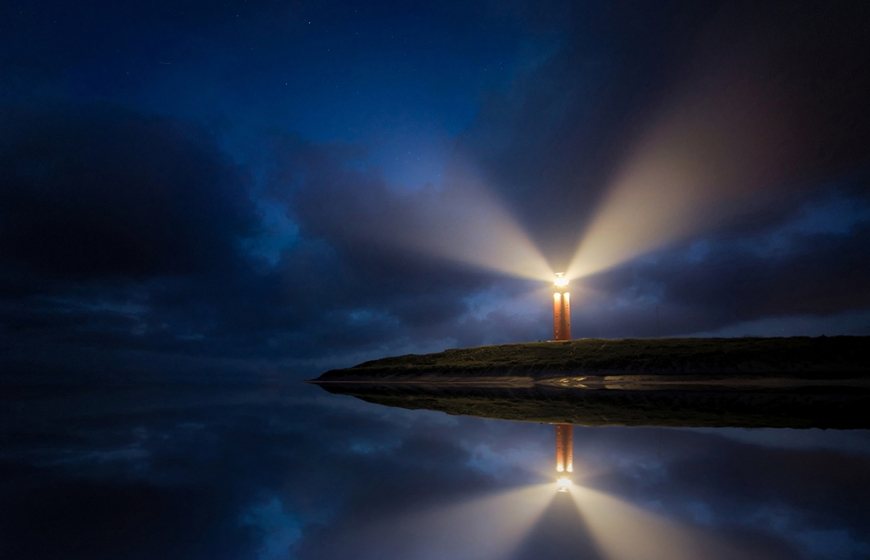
left=314, top=336, right=870, bottom=382
left=312, top=337, right=870, bottom=428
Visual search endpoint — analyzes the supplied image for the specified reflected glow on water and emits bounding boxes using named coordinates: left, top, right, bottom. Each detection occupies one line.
left=3, top=382, right=870, bottom=559
left=333, top=419, right=789, bottom=560
left=374, top=483, right=555, bottom=560
left=569, top=485, right=737, bottom=560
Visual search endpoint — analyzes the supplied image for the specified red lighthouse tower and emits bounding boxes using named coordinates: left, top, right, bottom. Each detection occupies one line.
left=552, top=275, right=574, bottom=491
left=554, top=423, right=573, bottom=492
left=555, top=424, right=573, bottom=474
left=553, top=273, right=571, bottom=340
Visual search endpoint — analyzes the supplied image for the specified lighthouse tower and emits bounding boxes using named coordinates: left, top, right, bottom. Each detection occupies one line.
left=555, top=423, right=573, bottom=492
left=555, top=424, right=573, bottom=474
left=553, top=273, right=571, bottom=340
left=552, top=275, right=574, bottom=490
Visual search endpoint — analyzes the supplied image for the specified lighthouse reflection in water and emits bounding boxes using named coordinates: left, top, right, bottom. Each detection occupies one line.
left=554, top=423, right=573, bottom=492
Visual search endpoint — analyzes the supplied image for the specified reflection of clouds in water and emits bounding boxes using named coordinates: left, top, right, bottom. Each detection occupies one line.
left=575, top=427, right=870, bottom=560
left=747, top=506, right=870, bottom=560
left=688, top=427, right=870, bottom=456
left=1, top=383, right=869, bottom=559
left=460, top=419, right=551, bottom=480
left=240, top=498, right=303, bottom=560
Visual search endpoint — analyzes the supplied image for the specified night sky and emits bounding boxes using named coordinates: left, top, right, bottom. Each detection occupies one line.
left=2, top=2, right=870, bottom=559
left=2, top=0, right=869, bottom=381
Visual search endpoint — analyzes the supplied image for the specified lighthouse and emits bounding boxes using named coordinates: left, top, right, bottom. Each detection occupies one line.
left=552, top=274, right=574, bottom=490
left=552, top=273, right=571, bottom=340
left=554, top=423, right=573, bottom=492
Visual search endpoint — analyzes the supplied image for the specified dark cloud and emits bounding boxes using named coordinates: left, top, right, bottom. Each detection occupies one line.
left=661, top=222, right=870, bottom=324
left=0, top=105, right=541, bottom=377
left=1, top=477, right=258, bottom=560
left=0, top=104, right=256, bottom=282
left=0, top=103, right=281, bottom=377
left=562, top=185, right=870, bottom=337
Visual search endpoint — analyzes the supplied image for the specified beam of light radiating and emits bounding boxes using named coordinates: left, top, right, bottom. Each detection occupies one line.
left=404, top=171, right=554, bottom=282
left=290, top=152, right=553, bottom=282
left=511, top=491, right=605, bottom=560
left=359, top=483, right=555, bottom=560
left=568, top=485, right=743, bottom=560
left=567, top=68, right=803, bottom=281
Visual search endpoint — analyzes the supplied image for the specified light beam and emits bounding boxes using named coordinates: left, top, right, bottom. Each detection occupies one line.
left=363, top=483, right=556, bottom=560
left=568, top=485, right=743, bottom=560
left=389, top=162, right=554, bottom=281
left=567, top=67, right=800, bottom=281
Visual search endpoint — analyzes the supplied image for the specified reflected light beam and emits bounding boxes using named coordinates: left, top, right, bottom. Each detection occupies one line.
left=568, top=485, right=742, bottom=560
left=365, top=483, right=555, bottom=560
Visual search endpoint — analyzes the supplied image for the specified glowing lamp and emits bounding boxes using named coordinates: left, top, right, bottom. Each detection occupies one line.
left=556, top=476, right=572, bottom=493
left=552, top=273, right=571, bottom=340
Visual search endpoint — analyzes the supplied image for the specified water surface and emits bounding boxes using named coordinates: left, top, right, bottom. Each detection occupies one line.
left=2, top=379, right=869, bottom=559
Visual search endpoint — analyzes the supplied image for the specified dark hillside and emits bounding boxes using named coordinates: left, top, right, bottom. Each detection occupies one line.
left=315, top=337, right=870, bottom=382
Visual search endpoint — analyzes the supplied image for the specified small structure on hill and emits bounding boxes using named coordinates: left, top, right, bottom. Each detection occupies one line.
left=555, top=423, right=573, bottom=492
left=553, top=273, right=571, bottom=340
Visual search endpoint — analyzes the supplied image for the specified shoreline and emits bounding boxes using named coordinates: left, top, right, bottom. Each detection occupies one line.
left=314, top=336, right=870, bottom=383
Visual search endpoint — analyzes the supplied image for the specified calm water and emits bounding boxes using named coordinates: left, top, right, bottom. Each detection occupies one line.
left=2, top=379, right=869, bottom=559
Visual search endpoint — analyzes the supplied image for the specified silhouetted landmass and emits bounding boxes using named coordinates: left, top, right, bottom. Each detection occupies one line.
left=315, top=337, right=870, bottom=381
left=312, top=337, right=870, bottom=428
left=314, top=381, right=870, bottom=428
